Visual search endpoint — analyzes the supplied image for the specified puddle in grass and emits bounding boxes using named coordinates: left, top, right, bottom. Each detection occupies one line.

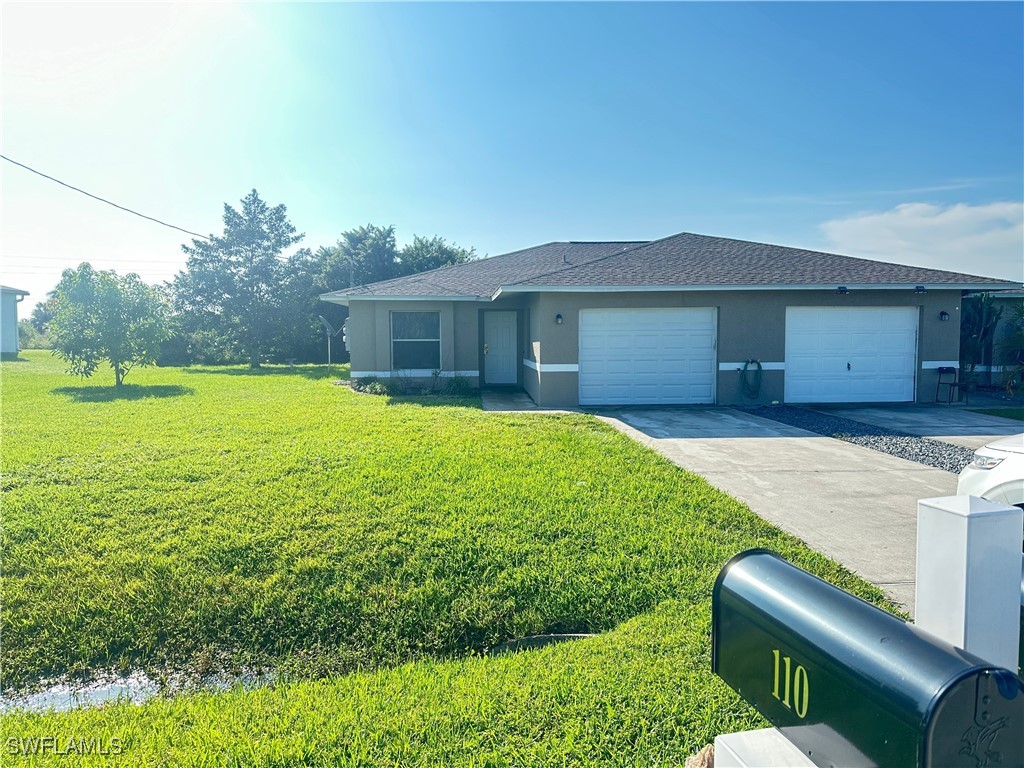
left=2, top=635, right=597, bottom=713
left=0, top=668, right=276, bottom=714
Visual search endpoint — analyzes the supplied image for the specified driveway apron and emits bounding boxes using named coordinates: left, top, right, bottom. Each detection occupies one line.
left=596, top=407, right=958, bottom=614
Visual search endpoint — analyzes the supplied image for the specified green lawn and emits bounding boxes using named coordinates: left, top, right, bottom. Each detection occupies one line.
left=969, top=407, right=1024, bottom=422
left=1, top=352, right=893, bottom=765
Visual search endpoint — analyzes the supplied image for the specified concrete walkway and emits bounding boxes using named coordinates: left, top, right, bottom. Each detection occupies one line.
left=596, top=407, right=958, bottom=614
left=813, top=405, right=1022, bottom=450
left=480, top=389, right=577, bottom=413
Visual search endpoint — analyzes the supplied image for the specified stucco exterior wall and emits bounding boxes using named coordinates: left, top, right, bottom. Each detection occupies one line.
left=347, top=299, right=483, bottom=385
left=527, top=289, right=963, bottom=407
left=347, top=289, right=964, bottom=406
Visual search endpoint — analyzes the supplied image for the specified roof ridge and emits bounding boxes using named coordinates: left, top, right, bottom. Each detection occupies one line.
left=505, top=232, right=690, bottom=287
left=678, top=231, right=1007, bottom=283
left=322, top=241, right=566, bottom=297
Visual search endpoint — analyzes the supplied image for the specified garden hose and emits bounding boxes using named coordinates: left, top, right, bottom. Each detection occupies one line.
left=742, top=360, right=763, bottom=399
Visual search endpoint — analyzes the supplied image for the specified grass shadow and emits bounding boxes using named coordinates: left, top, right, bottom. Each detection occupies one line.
left=183, top=366, right=345, bottom=381
left=52, top=384, right=195, bottom=403
left=383, top=394, right=481, bottom=409
left=0, top=354, right=31, bottom=363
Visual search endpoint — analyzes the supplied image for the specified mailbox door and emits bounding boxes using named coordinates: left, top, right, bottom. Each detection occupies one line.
left=925, top=670, right=1024, bottom=768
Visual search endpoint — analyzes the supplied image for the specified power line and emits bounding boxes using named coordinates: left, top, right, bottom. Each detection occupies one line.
left=1, top=155, right=211, bottom=241
left=3, top=254, right=188, bottom=265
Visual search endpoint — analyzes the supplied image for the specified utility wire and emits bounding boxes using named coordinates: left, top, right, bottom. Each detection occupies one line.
left=1, top=155, right=211, bottom=241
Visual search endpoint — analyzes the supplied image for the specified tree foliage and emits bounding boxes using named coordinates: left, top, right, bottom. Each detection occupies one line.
left=996, top=302, right=1024, bottom=396
left=18, top=319, right=49, bottom=350
left=176, top=190, right=303, bottom=368
left=29, top=296, right=58, bottom=334
left=162, top=191, right=476, bottom=366
left=960, top=293, right=1004, bottom=386
left=50, top=263, right=172, bottom=386
left=320, top=226, right=475, bottom=291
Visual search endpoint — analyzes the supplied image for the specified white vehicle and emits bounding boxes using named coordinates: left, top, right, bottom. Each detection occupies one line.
left=957, top=433, right=1024, bottom=511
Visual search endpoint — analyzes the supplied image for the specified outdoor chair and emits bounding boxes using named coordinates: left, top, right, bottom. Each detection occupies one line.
left=935, top=366, right=966, bottom=404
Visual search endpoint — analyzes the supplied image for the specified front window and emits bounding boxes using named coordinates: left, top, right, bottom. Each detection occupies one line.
left=391, top=311, right=440, bottom=369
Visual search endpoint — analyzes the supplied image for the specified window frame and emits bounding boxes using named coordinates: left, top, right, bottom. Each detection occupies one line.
left=389, top=310, right=442, bottom=371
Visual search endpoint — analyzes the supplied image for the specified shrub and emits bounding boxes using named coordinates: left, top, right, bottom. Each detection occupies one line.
left=351, top=376, right=389, bottom=395
left=442, top=375, right=476, bottom=397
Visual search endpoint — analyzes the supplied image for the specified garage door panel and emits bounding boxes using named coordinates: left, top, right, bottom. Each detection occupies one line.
left=579, top=308, right=717, bottom=405
left=786, top=307, right=917, bottom=403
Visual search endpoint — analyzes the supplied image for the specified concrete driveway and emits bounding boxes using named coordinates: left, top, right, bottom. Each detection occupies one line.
left=813, top=405, right=1022, bottom=450
left=597, top=407, right=959, bottom=613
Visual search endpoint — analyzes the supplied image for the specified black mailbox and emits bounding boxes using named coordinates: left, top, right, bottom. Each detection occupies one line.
left=712, top=549, right=1024, bottom=768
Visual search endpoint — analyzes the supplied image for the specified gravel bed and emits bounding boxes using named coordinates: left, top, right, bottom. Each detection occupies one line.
left=740, top=405, right=976, bottom=474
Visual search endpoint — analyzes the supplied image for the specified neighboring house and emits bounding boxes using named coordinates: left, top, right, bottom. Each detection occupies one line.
left=320, top=232, right=1021, bottom=407
left=1, top=285, right=29, bottom=355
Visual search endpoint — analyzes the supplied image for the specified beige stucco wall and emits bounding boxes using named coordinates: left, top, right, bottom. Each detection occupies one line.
left=347, top=299, right=482, bottom=383
left=528, top=289, right=963, bottom=407
left=347, top=296, right=527, bottom=385
left=348, top=289, right=964, bottom=406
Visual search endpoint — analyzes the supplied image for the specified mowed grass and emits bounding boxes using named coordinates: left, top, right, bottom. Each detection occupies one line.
left=969, top=407, right=1024, bottom=422
left=1, top=352, right=894, bottom=765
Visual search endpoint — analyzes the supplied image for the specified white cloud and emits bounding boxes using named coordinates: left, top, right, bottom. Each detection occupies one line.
left=820, top=202, right=1023, bottom=282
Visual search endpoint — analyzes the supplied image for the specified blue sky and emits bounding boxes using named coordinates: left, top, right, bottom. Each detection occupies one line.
left=3, top=2, right=1022, bottom=312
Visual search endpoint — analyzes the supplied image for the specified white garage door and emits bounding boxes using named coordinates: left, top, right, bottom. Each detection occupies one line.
left=579, top=308, right=717, bottom=405
left=785, top=307, right=918, bottom=403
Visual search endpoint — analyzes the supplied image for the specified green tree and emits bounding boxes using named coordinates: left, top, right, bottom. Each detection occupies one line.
left=997, top=303, right=1024, bottom=396
left=960, top=293, right=1004, bottom=387
left=29, top=295, right=58, bottom=334
left=50, top=263, right=172, bottom=386
left=322, top=224, right=399, bottom=289
left=321, top=226, right=474, bottom=290
left=178, top=190, right=303, bottom=368
left=18, top=319, right=48, bottom=349
left=399, top=235, right=475, bottom=274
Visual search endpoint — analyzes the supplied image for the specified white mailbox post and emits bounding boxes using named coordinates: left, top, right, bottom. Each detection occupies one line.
left=915, top=495, right=1023, bottom=671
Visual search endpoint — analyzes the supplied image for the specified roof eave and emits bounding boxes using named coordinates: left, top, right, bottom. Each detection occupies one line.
left=319, top=292, right=490, bottom=304
left=495, top=282, right=1020, bottom=294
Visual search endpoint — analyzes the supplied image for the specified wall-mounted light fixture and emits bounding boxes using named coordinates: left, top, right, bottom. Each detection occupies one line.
left=914, top=286, right=927, bottom=294
left=555, top=313, right=563, bottom=325
left=939, top=311, right=950, bottom=322
left=835, top=286, right=849, bottom=295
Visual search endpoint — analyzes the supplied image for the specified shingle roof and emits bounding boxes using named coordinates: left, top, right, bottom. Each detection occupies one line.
left=0, top=285, right=29, bottom=295
left=321, top=232, right=1018, bottom=302
left=322, top=242, right=644, bottom=299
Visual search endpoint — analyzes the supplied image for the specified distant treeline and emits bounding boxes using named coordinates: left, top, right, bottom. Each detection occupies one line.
left=23, top=190, right=475, bottom=367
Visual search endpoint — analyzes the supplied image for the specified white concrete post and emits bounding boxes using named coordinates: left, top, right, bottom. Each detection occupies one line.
left=915, top=495, right=1023, bottom=670
left=714, top=729, right=815, bottom=768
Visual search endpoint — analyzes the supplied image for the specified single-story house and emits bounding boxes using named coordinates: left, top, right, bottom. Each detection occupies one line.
left=320, top=232, right=1021, bottom=407
left=1, top=285, right=29, bottom=355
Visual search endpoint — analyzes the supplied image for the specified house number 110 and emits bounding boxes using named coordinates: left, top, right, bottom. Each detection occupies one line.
left=771, top=649, right=809, bottom=718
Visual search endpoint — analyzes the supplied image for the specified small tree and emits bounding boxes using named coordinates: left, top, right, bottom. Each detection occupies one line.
left=50, top=264, right=172, bottom=386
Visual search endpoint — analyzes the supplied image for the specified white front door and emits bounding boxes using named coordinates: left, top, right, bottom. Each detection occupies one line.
left=578, top=308, right=717, bottom=405
left=785, top=307, right=918, bottom=403
left=483, top=311, right=517, bottom=385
